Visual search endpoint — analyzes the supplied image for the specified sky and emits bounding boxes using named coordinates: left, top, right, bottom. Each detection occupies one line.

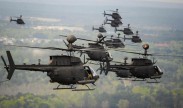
left=1, top=0, right=183, bottom=5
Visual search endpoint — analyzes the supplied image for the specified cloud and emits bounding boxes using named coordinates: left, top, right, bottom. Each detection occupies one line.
left=29, top=17, right=61, bottom=23
left=32, top=26, right=85, bottom=32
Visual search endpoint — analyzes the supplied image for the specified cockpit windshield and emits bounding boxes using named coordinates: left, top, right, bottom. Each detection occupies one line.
left=154, top=66, right=163, bottom=73
left=84, top=66, right=97, bottom=77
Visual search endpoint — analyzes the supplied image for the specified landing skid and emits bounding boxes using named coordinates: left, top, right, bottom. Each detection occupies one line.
left=53, top=84, right=95, bottom=91
left=53, top=84, right=76, bottom=90
left=118, top=78, right=131, bottom=80
left=146, top=81, right=160, bottom=83
left=146, top=79, right=160, bottom=83
left=132, top=78, right=146, bottom=81
left=72, top=84, right=95, bottom=91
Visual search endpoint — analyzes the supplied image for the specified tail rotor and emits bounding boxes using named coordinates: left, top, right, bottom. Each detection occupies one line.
left=1, top=56, right=9, bottom=73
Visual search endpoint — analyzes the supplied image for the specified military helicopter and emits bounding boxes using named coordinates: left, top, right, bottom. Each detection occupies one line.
left=109, top=57, right=132, bottom=79
left=105, top=17, right=123, bottom=25
left=104, top=20, right=120, bottom=28
left=10, top=15, right=25, bottom=24
left=104, top=33, right=125, bottom=48
left=123, top=31, right=142, bottom=43
left=1, top=35, right=99, bottom=91
left=60, top=34, right=113, bottom=75
left=107, top=44, right=165, bottom=83
left=103, top=9, right=122, bottom=20
left=115, top=24, right=133, bottom=35
left=92, top=24, right=107, bottom=33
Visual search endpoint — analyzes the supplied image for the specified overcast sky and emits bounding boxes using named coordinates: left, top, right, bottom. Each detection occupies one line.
left=1, top=0, right=183, bottom=4
left=0, top=0, right=182, bottom=9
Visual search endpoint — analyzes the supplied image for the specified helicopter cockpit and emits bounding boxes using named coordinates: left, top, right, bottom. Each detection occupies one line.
left=84, top=66, right=99, bottom=80
left=154, top=66, right=163, bottom=75
left=106, top=51, right=113, bottom=61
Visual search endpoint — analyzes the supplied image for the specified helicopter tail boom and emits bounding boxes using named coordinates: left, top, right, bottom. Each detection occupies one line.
left=6, top=51, right=15, bottom=80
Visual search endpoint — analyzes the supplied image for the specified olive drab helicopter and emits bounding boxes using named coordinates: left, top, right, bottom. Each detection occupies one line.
left=104, top=20, right=120, bottom=28
left=10, top=15, right=25, bottom=24
left=1, top=35, right=99, bottom=91
left=123, top=31, right=142, bottom=43
left=92, top=24, right=107, bottom=33
left=105, top=17, right=123, bottom=26
left=104, top=33, right=125, bottom=48
left=115, top=24, right=133, bottom=35
left=103, top=9, right=122, bottom=20
left=106, top=44, right=164, bottom=83
left=59, top=33, right=113, bottom=75
left=107, top=57, right=132, bottom=79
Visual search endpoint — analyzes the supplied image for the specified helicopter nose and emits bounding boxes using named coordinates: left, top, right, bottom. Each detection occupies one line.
left=94, top=75, right=99, bottom=81
left=160, top=72, right=163, bottom=75
left=109, top=57, right=113, bottom=61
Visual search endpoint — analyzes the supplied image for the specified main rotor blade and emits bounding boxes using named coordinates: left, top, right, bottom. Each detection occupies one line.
left=6, top=45, right=105, bottom=52
left=114, top=49, right=149, bottom=55
left=75, top=37, right=97, bottom=42
left=97, top=36, right=106, bottom=44
left=150, top=53, right=183, bottom=57
left=59, top=35, right=97, bottom=42
left=7, top=45, right=69, bottom=51
left=115, top=49, right=183, bottom=57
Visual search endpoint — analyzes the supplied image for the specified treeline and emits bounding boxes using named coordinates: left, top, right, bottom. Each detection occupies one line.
left=0, top=85, right=183, bottom=108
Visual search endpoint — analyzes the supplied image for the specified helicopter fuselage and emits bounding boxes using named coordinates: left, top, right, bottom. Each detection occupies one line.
left=86, top=43, right=113, bottom=62
left=131, top=36, right=142, bottom=43
left=105, top=38, right=125, bottom=48
left=123, top=28, right=133, bottom=35
left=10, top=18, right=25, bottom=24
left=109, top=58, right=163, bottom=79
left=3, top=51, right=99, bottom=86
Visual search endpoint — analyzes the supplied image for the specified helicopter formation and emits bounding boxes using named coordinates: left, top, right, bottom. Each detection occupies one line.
left=1, top=9, right=183, bottom=91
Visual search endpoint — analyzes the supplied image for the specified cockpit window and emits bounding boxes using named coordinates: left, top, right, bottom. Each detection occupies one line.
left=154, top=66, right=162, bottom=73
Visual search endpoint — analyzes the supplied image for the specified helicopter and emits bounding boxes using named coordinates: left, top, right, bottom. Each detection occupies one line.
left=115, top=24, right=133, bottom=35
left=105, top=17, right=123, bottom=26
left=103, top=9, right=122, bottom=20
left=123, top=31, right=142, bottom=43
left=109, top=57, right=132, bottom=79
left=60, top=34, right=113, bottom=75
left=104, top=20, right=120, bottom=28
left=1, top=35, right=99, bottom=91
left=10, top=15, right=25, bottom=24
left=92, top=24, right=107, bottom=33
left=104, top=34, right=125, bottom=48
left=107, top=44, right=165, bottom=83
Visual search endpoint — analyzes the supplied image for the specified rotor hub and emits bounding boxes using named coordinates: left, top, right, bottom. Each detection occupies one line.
left=67, top=35, right=77, bottom=44
left=142, top=44, right=149, bottom=50
left=97, top=33, right=103, bottom=38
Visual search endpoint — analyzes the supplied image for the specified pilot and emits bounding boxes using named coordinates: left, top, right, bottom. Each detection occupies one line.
left=84, top=69, right=92, bottom=80
left=87, top=72, right=92, bottom=80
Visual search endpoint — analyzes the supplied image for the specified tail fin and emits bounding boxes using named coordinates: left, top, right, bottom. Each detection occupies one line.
left=92, top=26, right=94, bottom=31
left=104, top=11, right=106, bottom=17
left=10, top=17, right=12, bottom=22
left=6, top=51, right=15, bottom=80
